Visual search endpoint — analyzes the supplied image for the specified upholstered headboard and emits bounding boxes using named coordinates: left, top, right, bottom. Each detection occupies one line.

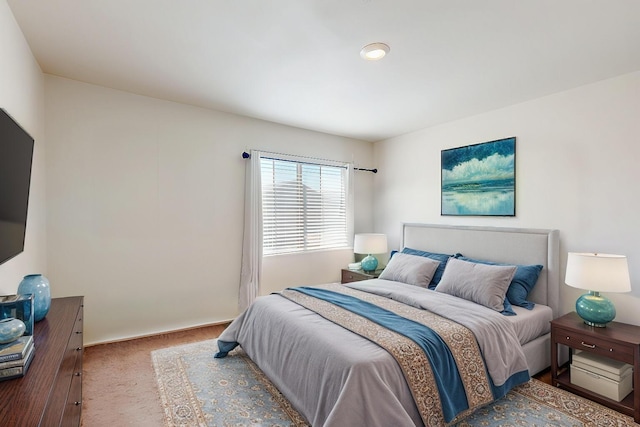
left=401, top=223, right=560, bottom=318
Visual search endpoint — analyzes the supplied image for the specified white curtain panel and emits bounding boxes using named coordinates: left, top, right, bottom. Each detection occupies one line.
left=347, top=163, right=355, bottom=248
left=239, top=150, right=263, bottom=311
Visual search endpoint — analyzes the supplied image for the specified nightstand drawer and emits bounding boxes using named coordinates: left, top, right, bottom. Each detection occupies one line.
left=341, top=269, right=384, bottom=284
left=555, top=326, right=635, bottom=364
left=341, top=270, right=369, bottom=283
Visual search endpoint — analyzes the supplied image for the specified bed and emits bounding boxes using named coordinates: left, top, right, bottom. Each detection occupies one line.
left=217, top=224, right=560, bottom=426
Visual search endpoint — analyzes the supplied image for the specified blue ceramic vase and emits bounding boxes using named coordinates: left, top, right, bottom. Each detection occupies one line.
left=18, top=274, right=51, bottom=322
left=0, top=318, right=26, bottom=344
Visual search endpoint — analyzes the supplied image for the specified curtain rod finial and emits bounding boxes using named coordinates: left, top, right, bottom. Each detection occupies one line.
left=354, top=167, right=377, bottom=173
left=242, top=151, right=250, bottom=159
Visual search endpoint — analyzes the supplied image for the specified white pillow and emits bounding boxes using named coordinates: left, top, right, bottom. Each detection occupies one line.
left=434, top=257, right=517, bottom=311
left=378, top=252, right=440, bottom=288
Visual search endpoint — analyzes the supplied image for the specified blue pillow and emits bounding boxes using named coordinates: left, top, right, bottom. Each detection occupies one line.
left=502, top=297, right=516, bottom=316
left=400, top=248, right=455, bottom=289
left=457, top=256, right=543, bottom=310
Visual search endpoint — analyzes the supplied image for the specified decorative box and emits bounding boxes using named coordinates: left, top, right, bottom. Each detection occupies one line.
left=0, top=294, right=34, bottom=336
left=570, top=350, right=633, bottom=402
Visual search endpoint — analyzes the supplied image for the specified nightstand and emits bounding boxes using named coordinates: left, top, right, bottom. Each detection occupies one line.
left=341, top=269, right=383, bottom=284
left=551, top=312, right=640, bottom=422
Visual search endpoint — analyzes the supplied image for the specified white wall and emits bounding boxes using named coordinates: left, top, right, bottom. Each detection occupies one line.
left=374, top=71, right=640, bottom=326
left=0, top=1, right=46, bottom=292
left=44, top=75, right=374, bottom=345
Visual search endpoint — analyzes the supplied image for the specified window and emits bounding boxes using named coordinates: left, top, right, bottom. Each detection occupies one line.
left=260, top=154, right=351, bottom=255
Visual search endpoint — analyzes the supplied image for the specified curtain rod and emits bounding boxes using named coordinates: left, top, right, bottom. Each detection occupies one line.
left=241, top=151, right=377, bottom=173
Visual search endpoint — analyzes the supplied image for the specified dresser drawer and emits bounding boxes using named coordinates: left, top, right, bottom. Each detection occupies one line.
left=61, top=368, right=82, bottom=426
left=69, top=304, right=83, bottom=350
left=41, top=345, right=80, bottom=426
left=64, top=303, right=83, bottom=426
left=554, top=326, right=635, bottom=364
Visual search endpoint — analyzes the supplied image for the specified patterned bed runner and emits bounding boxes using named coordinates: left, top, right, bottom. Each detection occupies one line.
left=281, top=284, right=495, bottom=425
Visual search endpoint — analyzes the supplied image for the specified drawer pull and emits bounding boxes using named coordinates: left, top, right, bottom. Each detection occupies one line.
left=75, top=372, right=82, bottom=376
left=581, top=341, right=596, bottom=349
left=74, top=401, right=81, bottom=406
left=75, top=331, right=82, bottom=334
left=566, top=336, right=570, bottom=340
left=76, top=347, right=82, bottom=351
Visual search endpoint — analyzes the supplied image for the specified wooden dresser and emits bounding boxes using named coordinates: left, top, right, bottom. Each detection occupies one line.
left=0, top=296, right=84, bottom=426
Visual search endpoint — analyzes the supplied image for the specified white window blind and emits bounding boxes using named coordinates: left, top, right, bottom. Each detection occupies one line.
left=260, top=155, right=350, bottom=255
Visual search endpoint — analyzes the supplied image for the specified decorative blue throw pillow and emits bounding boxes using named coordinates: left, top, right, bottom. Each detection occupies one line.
left=401, top=248, right=455, bottom=289
left=457, top=256, right=543, bottom=310
left=502, top=296, right=516, bottom=316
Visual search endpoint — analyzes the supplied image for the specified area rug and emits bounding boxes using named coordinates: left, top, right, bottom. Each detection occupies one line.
left=151, top=339, right=637, bottom=427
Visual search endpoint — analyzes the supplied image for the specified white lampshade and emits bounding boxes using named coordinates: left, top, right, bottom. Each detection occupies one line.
left=353, top=233, right=388, bottom=255
left=565, top=252, right=631, bottom=293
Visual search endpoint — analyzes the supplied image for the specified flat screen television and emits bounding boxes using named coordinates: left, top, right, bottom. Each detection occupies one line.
left=0, top=109, right=34, bottom=266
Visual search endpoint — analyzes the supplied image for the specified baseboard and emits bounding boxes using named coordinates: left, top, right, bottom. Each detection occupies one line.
left=83, top=319, right=234, bottom=347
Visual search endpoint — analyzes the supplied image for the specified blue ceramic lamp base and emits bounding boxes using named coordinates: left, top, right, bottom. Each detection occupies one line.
left=575, top=291, right=616, bottom=327
left=361, top=254, right=378, bottom=272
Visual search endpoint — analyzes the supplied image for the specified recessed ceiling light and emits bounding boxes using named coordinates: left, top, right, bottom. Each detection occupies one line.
left=360, top=42, right=390, bottom=61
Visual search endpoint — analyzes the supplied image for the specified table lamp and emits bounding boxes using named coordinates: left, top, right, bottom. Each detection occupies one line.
left=565, top=252, right=631, bottom=327
left=353, top=233, right=388, bottom=272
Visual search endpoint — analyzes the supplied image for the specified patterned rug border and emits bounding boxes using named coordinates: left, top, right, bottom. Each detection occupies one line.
left=151, top=339, right=638, bottom=427
left=511, top=380, right=637, bottom=427
left=151, top=339, right=309, bottom=427
left=152, top=341, right=209, bottom=426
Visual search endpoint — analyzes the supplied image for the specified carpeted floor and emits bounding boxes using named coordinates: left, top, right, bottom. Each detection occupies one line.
left=81, top=324, right=227, bottom=426
left=82, top=326, right=637, bottom=426
left=152, top=339, right=638, bottom=427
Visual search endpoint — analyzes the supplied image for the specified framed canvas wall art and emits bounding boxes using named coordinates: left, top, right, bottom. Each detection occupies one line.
left=441, top=137, right=515, bottom=216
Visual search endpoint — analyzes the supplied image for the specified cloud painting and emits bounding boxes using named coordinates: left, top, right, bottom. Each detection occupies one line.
left=441, top=137, right=515, bottom=216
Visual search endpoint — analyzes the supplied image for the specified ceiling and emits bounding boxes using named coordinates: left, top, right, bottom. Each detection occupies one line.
left=8, top=0, right=640, bottom=142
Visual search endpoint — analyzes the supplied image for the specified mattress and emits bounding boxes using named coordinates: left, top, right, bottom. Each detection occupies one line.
left=508, top=304, right=553, bottom=345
